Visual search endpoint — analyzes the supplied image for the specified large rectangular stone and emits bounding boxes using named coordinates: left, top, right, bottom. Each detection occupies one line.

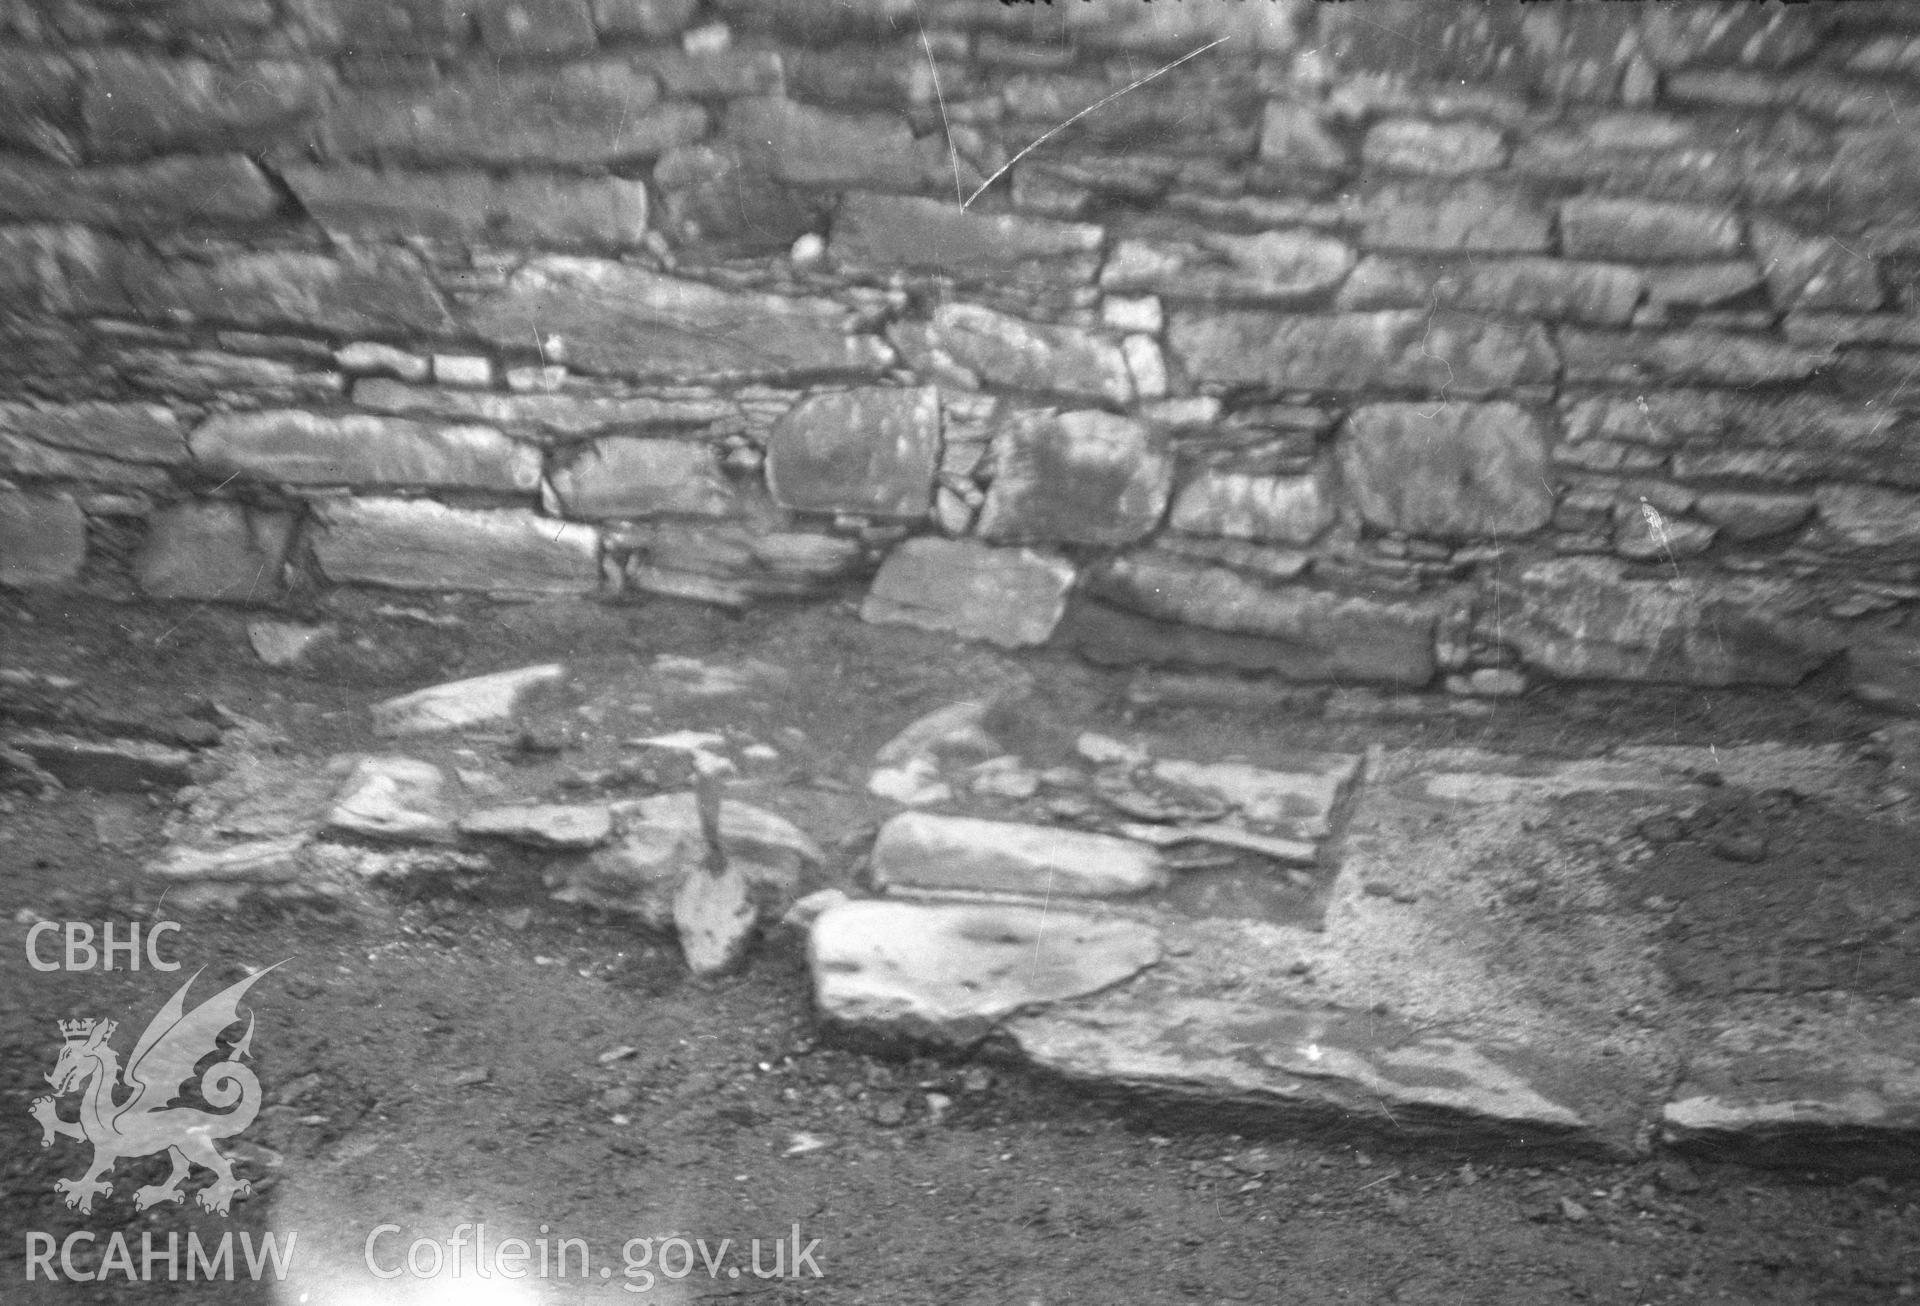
left=321, top=63, right=705, bottom=165
left=725, top=97, right=944, bottom=190
left=1170, top=310, right=1557, bottom=396
left=0, top=155, right=280, bottom=230
left=283, top=164, right=648, bottom=249
left=0, top=402, right=186, bottom=466
left=862, top=537, right=1076, bottom=649
left=309, top=497, right=601, bottom=594
left=830, top=192, right=1102, bottom=283
left=0, top=488, right=86, bottom=587
left=1337, top=256, right=1644, bottom=326
left=765, top=387, right=939, bottom=520
left=871, top=811, right=1167, bottom=898
left=925, top=304, right=1133, bottom=404
left=83, top=54, right=324, bottom=159
left=546, top=438, right=735, bottom=519
left=978, top=410, right=1171, bottom=546
left=1361, top=180, right=1552, bottom=253
left=1340, top=402, right=1553, bottom=540
left=113, top=348, right=345, bottom=407
left=134, top=500, right=295, bottom=602
left=1558, top=329, right=1831, bottom=387
left=465, top=257, right=890, bottom=384
left=1560, top=197, right=1743, bottom=261
left=350, top=379, right=735, bottom=441
left=191, top=411, right=540, bottom=493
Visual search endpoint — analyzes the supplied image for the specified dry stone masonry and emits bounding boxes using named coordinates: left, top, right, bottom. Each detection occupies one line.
left=1, top=0, right=1918, bottom=702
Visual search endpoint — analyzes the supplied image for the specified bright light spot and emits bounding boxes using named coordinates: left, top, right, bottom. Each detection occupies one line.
left=1304, top=1042, right=1324, bottom=1063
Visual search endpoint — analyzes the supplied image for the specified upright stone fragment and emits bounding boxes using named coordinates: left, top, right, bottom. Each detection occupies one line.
left=862, top=537, right=1076, bottom=649
left=190, top=411, right=540, bottom=493
left=809, top=899, right=1163, bottom=1044
left=765, top=387, right=939, bottom=519
left=872, top=812, right=1167, bottom=898
left=0, top=488, right=86, bottom=587
left=466, top=257, right=889, bottom=383
left=1340, top=403, right=1553, bottom=540
left=977, top=410, right=1170, bottom=545
left=309, top=498, right=601, bottom=595
left=134, top=501, right=294, bottom=602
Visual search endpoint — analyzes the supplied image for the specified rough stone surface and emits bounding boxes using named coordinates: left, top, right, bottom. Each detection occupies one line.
left=976, top=410, right=1169, bottom=547
left=1813, top=484, right=1920, bottom=551
left=0, top=50, right=78, bottom=164
left=861, top=537, right=1076, bottom=649
left=459, top=803, right=613, bottom=849
left=309, top=498, right=602, bottom=595
left=1168, top=467, right=1335, bottom=545
left=1362, top=118, right=1508, bottom=174
left=83, top=54, right=323, bottom=159
left=870, top=812, right=1168, bottom=898
left=1504, top=558, right=1845, bottom=687
left=372, top=664, right=567, bottom=736
left=925, top=305, right=1133, bottom=405
left=322, top=62, right=703, bottom=165
left=350, top=380, right=735, bottom=443
left=326, top=756, right=459, bottom=843
left=1338, top=257, right=1643, bottom=326
left=547, top=438, right=736, bottom=520
left=467, top=257, right=889, bottom=383
left=809, top=899, right=1163, bottom=1045
left=478, top=0, right=598, bottom=55
left=190, top=411, right=540, bottom=493
left=1100, top=230, right=1356, bottom=303
left=726, top=96, right=943, bottom=190
left=1849, top=629, right=1920, bottom=714
left=148, top=836, right=309, bottom=884
left=1171, top=310, right=1556, bottom=396
left=0, top=488, right=86, bottom=587
left=1614, top=508, right=1717, bottom=562
left=0, top=402, right=185, bottom=468
left=1362, top=181, right=1552, bottom=253
left=1561, top=197, right=1744, bottom=260
left=134, top=501, right=295, bottom=603
left=1751, top=218, right=1883, bottom=311
left=8, top=731, right=194, bottom=791
left=1559, top=330, right=1830, bottom=387
left=1340, top=403, right=1554, bottom=541
left=765, top=387, right=939, bottom=520
left=1694, top=490, right=1814, bottom=541
left=831, top=192, right=1102, bottom=282
left=284, top=164, right=650, bottom=249
left=1089, top=552, right=1438, bottom=687
left=0, top=155, right=281, bottom=230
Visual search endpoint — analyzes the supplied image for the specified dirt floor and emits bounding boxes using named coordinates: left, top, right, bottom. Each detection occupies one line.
left=3, top=588, right=1917, bottom=1304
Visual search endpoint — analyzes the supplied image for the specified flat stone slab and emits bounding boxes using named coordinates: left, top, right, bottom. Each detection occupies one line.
left=7, top=730, right=195, bottom=790
left=371, top=664, right=567, bottom=735
left=148, top=835, right=309, bottom=883
left=458, top=803, right=613, bottom=850
left=326, top=756, right=459, bottom=844
left=871, top=811, right=1168, bottom=898
left=810, top=899, right=1163, bottom=1045
left=1147, top=754, right=1362, bottom=840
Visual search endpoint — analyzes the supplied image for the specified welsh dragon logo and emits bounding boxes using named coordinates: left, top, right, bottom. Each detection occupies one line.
left=31, top=964, right=282, bottom=1216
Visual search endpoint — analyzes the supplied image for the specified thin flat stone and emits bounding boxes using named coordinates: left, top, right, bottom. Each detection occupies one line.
left=1148, top=755, right=1361, bottom=839
left=7, top=730, right=195, bottom=791
left=458, top=803, right=613, bottom=849
left=871, top=811, right=1167, bottom=898
left=809, top=899, right=1163, bottom=1044
left=148, top=835, right=308, bottom=883
left=371, top=664, right=567, bottom=735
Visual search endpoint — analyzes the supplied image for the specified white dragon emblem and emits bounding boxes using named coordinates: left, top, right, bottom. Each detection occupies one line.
left=30, top=964, right=281, bottom=1216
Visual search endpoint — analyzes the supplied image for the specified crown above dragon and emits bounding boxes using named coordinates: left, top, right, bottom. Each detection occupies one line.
left=58, top=1018, right=113, bottom=1041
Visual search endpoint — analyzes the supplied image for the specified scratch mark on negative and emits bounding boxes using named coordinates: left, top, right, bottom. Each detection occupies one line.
left=964, top=37, right=1231, bottom=209
left=913, top=4, right=965, bottom=210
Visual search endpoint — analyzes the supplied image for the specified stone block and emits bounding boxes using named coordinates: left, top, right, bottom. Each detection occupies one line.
left=830, top=192, right=1102, bottom=282
left=351, top=379, right=736, bottom=442
left=1361, top=118, right=1508, bottom=174
left=1814, top=484, right=1920, bottom=551
left=1694, top=490, right=1813, bottom=542
left=1340, top=402, right=1553, bottom=541
left=1257, top=100, right=1349, bottom=170
left=1362, top=180, right=1551, bottom=253
left=478, top=0, right=596, bottom=55
left=871, top=811, right=1167, bottom=897
left=1559, top=329, right=1831, bottom=387
left=373, top=664, right=568, bottom=735
left=0, top=402, right=185, bottom=467
left=1168, top=467, right=1334, bottom=544
left=1560, top=197, right=1743, bottom=261
left=1170, top=309, right=1556, bottom=396
left=1751, top=217, right=1883, bottom=312
left=861, top=537, right=1076, bottom=649
left=1099, top=229, right=1355, bottom=303
left=1337, top=256, right=1643, bottom=326
left=978, top=410, right=1170, bottom=546
left=322, top=62, right=705, bottom=165
left=83, top=54, right=323, bottom=159
left=765, top=387, right=939, bottom=520
left=1504, top=557, right=1843, bottom=687
left=309, top=497, right=602, bottom=595
left=653, top=142, right=820, bottom=253
left=465, top=256, right=890, bottom=383
left=591, top=0, right=696, bottom=37
left=1645, top=262, right=1764, bottom=307
left=0, top=155, right=281, bottom=230
left=925, top=304, right=1132, bottom=405
left=134, top=500, right=294, bottom=602
left=190, top=411, right=539, bottom=493
left=1848, top=628, right=1920, bottom=714
left=547, top=438, right=736, bottom=519
left=0, top=488, right=86, bottom=587
left=284, top=164, right=650, bottom=249
left=1088, top=551, right=1438, bottom=686
left=726, top=96, right=941, bottom=190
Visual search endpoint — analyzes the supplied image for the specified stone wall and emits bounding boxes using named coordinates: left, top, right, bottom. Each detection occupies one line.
left=1, top=0, right=1917, bottom=696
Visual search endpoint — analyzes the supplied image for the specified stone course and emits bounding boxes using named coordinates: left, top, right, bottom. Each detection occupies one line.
left=0, top=0, right=1912, bottom=709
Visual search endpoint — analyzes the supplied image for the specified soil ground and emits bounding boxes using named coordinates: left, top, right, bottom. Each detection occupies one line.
left=2, top=588, right=1917, bottom=1304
